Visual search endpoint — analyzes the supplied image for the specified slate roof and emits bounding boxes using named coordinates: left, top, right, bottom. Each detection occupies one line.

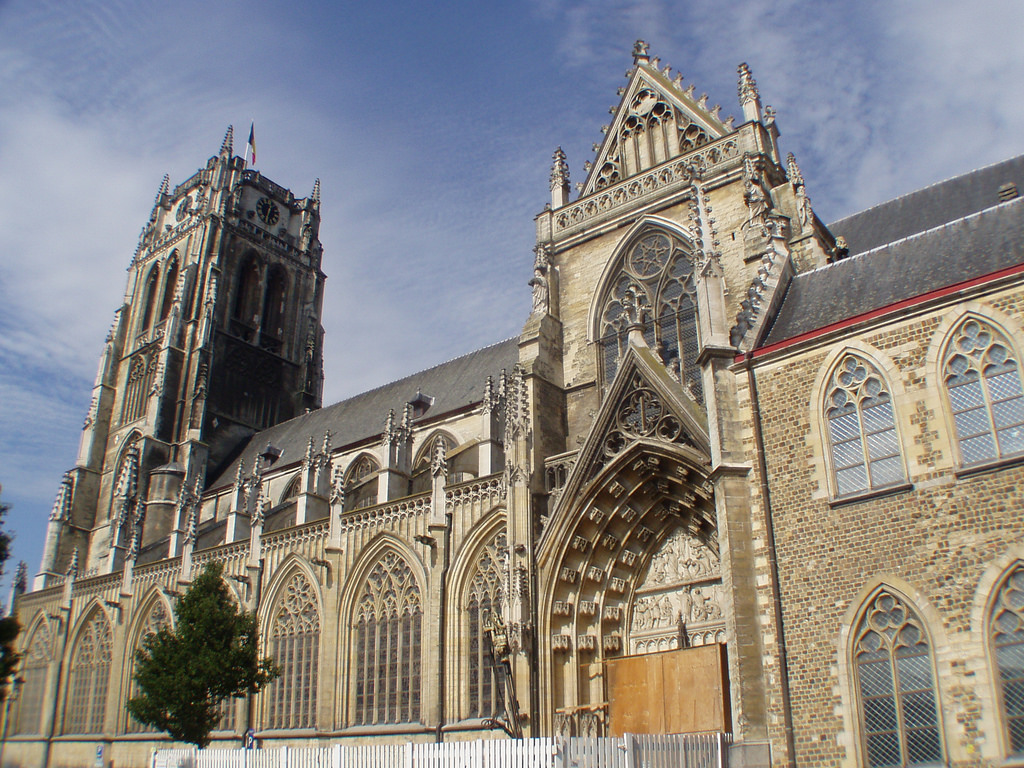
left=209, top=337, right=520, bottom=490
left=761, top=161, right=1024, bottom=349
left=830, top=154, right=1024, bottom=256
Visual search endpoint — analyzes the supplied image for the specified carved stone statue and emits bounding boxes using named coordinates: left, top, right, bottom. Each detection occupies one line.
left=529, top=267, right=548, bottom=315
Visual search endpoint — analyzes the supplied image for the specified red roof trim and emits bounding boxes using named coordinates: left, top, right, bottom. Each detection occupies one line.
left=741, top=260, right=1024, bottom=363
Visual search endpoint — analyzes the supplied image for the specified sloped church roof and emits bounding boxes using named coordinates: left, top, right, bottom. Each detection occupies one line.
left=762, top=154, right=1024, bottom=348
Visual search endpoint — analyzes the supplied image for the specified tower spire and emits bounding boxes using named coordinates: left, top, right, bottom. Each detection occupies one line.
left=311, top=178, right=321, bottom=205
left=737, top=63, right=762, bottom=124
left=220, top=125, right=234, bottom=156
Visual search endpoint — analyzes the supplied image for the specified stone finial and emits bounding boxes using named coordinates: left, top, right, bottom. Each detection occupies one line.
left=304, top=436, right=315, bottom=465
left=738, top=63, right=762, bottom=124
left=483, top=375, right=494, bottom=414
left=550, top=147, right=570, bottom=209
left=786, top=153, right=805, bottom=187
left=154, top=174, right=170, bottom=206
left=12, top=561, right=27, bottom=595
left=431, top=435, right=448, bottom=478
left=220, top=125, right=234, bottom=155
left=311, top=178, right=321, bottom=205
left=321, top=430, right=331, bottom=456
left=67, top=547, right=79, bottom=578
left=632, top=39, right=650, bottom=64
left=50, top=472, right=74, bottom=522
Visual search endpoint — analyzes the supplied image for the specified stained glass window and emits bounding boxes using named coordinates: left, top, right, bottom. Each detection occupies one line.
left=466, top=532, right=508, bottom=719
left=12, top=619, right=53, bottom=735
left=63, top=610, right=112, bottom=734
left=825, top=354, right=904, bottom=496
left=125, top=601, right=170, bottom=733
left=944, top=318, right=1024, bottom=466
left=598, top=232, right=702, bottom=401
left=991, top=564, right=1024, bottom=756
left=353, top=552, right=422, bottom=725
left=853, top=590, right=943, bottom=767
left=265, top=572, right=320, bottom=729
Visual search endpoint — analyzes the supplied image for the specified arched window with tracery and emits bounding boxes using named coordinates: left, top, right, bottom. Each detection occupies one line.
left=232, top=254, right=262, bottom=341
left=139, top=267, right=160, bottom=334
left=598, top=231, right=702, bottom=401
left=261, top=265, right=288, bottom=351
left=852, top=589, right=943, bottom=767
left=410, top=434, right=455, bottom=495
left=990, top=563, right=1024, bottom=756
left=64, top=609, right=112, bottom=734
left=943, top=318, right=1024, bottom=467
left=125, top=600, right=170, bottom=733
left=12, top=619, right=53, bottom=734
left=353, top=551, right=422, bottom=725
left=465, top=531, right=508, bottom=719
left=159, top=255, right=179, bottom=322
left=264, top=571, right=320, bottom=729
left=345, top=455, right=379, bottom=511
left=825, top=354, right=904, bottom=497
left=122, top=354, right=156, bottom=424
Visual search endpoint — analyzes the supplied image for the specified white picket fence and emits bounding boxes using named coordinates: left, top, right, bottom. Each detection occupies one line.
left=153, top=733, right=730, bottom=768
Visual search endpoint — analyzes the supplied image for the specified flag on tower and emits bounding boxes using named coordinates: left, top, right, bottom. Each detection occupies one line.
left=246, top=123, right=257, bottom=167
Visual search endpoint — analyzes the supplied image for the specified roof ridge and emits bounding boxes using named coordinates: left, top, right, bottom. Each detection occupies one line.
left=806, top=195, right=1024, bottom=277
left=829, top=153, right=1024, bottom=228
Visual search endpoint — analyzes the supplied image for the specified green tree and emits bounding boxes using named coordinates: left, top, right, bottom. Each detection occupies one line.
left=127, top=562, right=278, bottom=747
left=0, top=489, right=20, bottom=701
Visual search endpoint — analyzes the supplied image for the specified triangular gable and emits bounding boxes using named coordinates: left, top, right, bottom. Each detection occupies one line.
left=581, top=54, right=731, bottom=198
left=550, top=344, right=711, bottom=528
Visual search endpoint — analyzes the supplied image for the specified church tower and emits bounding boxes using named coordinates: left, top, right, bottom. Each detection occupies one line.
left=36, top=128, right=325, bottom=585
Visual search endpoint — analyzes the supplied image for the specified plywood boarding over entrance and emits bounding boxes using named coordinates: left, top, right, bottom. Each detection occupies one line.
left=606, top=644, right=730, bottom=736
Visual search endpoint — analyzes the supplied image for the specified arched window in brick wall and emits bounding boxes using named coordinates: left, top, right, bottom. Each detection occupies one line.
left=942, top=318, right=1024, bottom=467
left=852, top=589, right=943, bottom=767
left=352, top=551, right=422, bottom=725
left=64, top=609, right=112, bottom=734
left=990, top=563, right=1024, bottom=756
left=824, top=353, right=904, bottom=497
left=597, top=230, right=701, bottom=401
left=264, top=571, right=320, bottom=729
left=465, top=531, right=508, bottom=719
left=12, top=618, right=53, bottom=735
left=125, top=600, right=170, bottom=733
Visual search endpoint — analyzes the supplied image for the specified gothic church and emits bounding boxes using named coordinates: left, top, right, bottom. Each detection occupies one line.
left=7, top=41, right=1024, bottom=768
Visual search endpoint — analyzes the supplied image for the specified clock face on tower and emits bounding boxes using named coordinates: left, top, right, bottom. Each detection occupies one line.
left=256, top=197, right=280, bottom=226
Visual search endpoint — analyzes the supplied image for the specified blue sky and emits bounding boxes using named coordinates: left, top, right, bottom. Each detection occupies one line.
left=1, top=0, right=1023, bottom=602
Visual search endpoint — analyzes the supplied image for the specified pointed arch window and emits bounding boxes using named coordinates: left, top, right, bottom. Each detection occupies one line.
left=139, top=267, right=160, bottom=334
left=598, top=231, right=702, bottom=402
left=990, top=563, right=1024, bottom=755
left=125, top=601, right=170, bottom=733
left=260, top=265, right=288, bottom=352
left=64, top=610, right=112, bottom=734
left=353, top=551, right=422, bottom=725
left=853, top=590, right=943, bottom=767
left=159, top=255, right=179, bottom=322
left=232, top=254, right=262, bottom=341
left=122, top=354, right=156, bottom=424
left=12, top=619, right=54, bottom=735
left=943, top=318, right=1024, bottom=466
left=265, top=571, right=320, bottom=729
left=466, top=531, right=508, bottom=719
left=410, top=434, right=455, bottom=495
left=825, top=354, right=904, bottom=496
left=345, top=455, right=379, bottom=511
